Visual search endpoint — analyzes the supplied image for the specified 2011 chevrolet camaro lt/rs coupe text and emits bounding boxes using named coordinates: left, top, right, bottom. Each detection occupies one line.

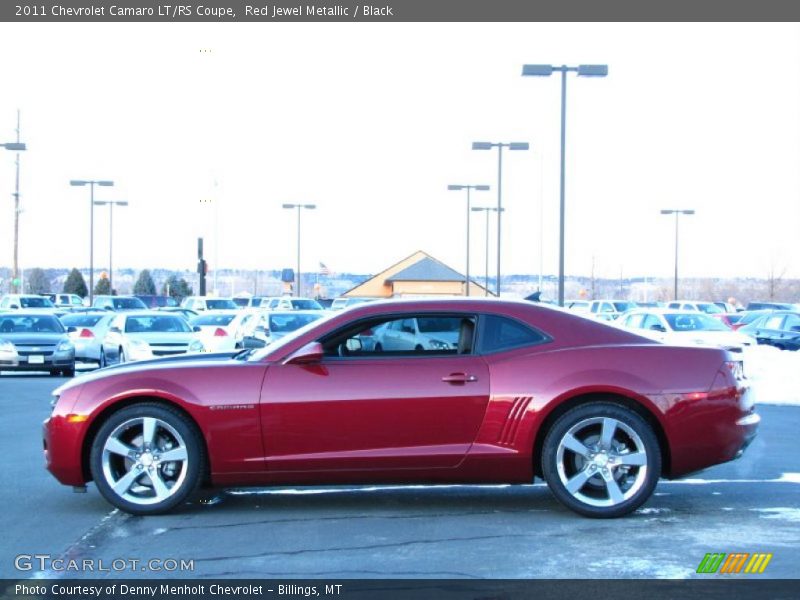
left=44, top=299, right=759, bottom=518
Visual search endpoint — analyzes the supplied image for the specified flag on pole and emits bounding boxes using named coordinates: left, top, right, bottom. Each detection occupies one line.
left=319, top=262, right=331, bottom=276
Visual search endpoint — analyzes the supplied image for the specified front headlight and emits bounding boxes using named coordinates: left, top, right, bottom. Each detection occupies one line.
left=0, top=340, right=15, bottom=353
left=188, top=340, right=204, bottom=353
left=56, top=340, right=73, bottom=353
left=429, top=339, right=452, bottom=350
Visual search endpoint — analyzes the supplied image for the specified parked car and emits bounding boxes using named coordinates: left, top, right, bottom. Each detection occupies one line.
left=189, top=311, right=256, bottom=352
left=0, top=294, right=56, bottom=311
left=738, top=311, right=800, bottom=351
left=99, top=312, right=204, bottom=366
left=730, top=310, right=776, bottom=331
left=59, top=312, right=116, bottom=367
left=372, top=315, right=460, bottom=351
left=587, top=300, right=637, bottom=321
left=666, top=301, right=724, bottom=315
left=241, top=310, right=328, bottom=349
left=44, top=298, right=757, bottom=518
left=745, top=301, right=795, bottom=311
left=180, top=296, right=238, bottom=312
left=135, top=295, right=179, bottom=309
left=565, top=300, right=590, bottom=313
left=616, top=309, right=755, bottom=353
left=713, top=302, right=738, bottom=313
left=0, top=312, right=75, bottom=376
left=44, top=293, right=86, bottom=310
left=330, top=297, right=379, bottom=311
left=261, top=296, right=324, bottom=311
left=92, top=296, right=148, bottom=311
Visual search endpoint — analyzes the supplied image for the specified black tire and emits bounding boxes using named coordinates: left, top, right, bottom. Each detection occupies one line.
left=541, top=402, right=661, bottom=518
left=374, top=343, right=383, bottom=352
left=89, top=403, right=204, bottom=515
left=62, top=367, right=75, bottom=378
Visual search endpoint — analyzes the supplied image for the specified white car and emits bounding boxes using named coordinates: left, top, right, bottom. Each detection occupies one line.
left=189, top=310, right=255, bottom=352
left=587, top=300, right=637, bottom=321
left=0, top=294, right=57, bottom=312
left=260, top=296, right=324, bottom=311
left=100, top=312, right=204, bottom=366
left=60, top=312, right=116, bottom=367
left=180, top=296, right=239, bottom=312
left=616, top=309, right=756, bottom=353
left=666, top=300, right=724, bottom=315
left=330, top=297, right=379, bottom=310
left=240, top=310, right=329, bottom=348
left=373, top=316, right=461, bottom=352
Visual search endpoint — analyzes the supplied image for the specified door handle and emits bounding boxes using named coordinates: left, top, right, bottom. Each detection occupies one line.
left=441, top=373, right=478, bottom=384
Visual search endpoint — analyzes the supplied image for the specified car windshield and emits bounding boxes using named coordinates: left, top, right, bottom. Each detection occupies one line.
left=125, top=316, right=191, bottom=333
left=417, top=317, right=461, bottom=333
left=20, top=297, right=54, bottom=308
left=664, top=313, right=729, bottom=332
left=61, top=314, right=105, bottom=327
left=612, top=302, right=636, bottom=312
left=697, top=303, right=723, bottom=314
left=190, top=314, right=236, bottom=327
left=113, top=297, right=147, bottom=309
left=0, top=315, right=64, bottom=333
left=248, top=311, right=338, bottom=361
left=206, top=299, right=238, bottom=310
left=269, top=313, right=325, bottom=333
left=291, top=299, right=323, bottom=310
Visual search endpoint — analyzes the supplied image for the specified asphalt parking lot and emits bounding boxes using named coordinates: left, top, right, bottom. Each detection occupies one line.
left=1, top=373, right=798, bottom=580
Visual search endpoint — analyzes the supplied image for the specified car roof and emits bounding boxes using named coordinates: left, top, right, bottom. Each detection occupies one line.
left=117, top=311, right=180, bottom=318
left=623, top=308, right=704, bottom=315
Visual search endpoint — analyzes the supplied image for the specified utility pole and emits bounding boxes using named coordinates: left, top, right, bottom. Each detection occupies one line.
left=12, top=110, right=21, bottom=293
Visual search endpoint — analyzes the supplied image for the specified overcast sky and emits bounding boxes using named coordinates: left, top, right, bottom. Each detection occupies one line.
left=0, top=22, right=798, bottom=281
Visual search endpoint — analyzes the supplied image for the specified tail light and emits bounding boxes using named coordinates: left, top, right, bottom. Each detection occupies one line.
left=214, top=327, right=228, bottom=337
left=79, top=328, right=94, bottom=338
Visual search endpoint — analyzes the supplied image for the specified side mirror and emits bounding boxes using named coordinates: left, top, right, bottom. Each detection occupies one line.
left=109, top=326, right=121, bottom=334
left=284, top=341, right=324, bottom=365
left=345, top=338, right=363, bottom=353
left=66, top=326, right=77, bottom=334
left=193, top=326, right=201, bottom=332
left=255, top=325, right=268, bottom=334
left=650, top=324, right=666, bottom=332
left=10, top=305, right=19, bottom=310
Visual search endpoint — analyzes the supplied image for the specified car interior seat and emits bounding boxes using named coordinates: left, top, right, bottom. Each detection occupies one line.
left=458, top=319, right=475, bottom=354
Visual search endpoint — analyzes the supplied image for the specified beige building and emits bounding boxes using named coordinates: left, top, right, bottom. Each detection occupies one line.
left=343, top=250, right=492, bottom=298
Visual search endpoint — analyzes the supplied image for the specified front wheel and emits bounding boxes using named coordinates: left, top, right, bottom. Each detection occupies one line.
left=542, top=402, right=661, bottom=518
left=89, top=403, right=204, bottom=515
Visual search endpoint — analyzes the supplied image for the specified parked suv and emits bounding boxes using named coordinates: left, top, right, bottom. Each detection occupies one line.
left=44, top=294, right=85, bottom=310
left=91, top=295, right=147, bottom=311
left=0, top=294, right=56, bottom=311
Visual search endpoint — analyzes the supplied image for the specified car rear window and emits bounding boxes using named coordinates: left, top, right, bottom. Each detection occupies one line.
left=61, top=315, right=105, bottom=327
left=479, top=315, right=548, bottom=353
left=113, top=297, right=147, bottom=309
left=20, top=297, right=54, bottom=308
left=206, top=299, right=238, bottom=310
left=125, top=316, right=191, bottom=333
left=190, top=314, right=236, bottom=327
left=0, top=315, right=64, bottom=333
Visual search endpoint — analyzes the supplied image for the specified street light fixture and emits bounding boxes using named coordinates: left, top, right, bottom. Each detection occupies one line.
left=472, top=141, right=529, bottom=296
left=2, top=129, right=27, bottom=294
left=448, top=184, right=490, bottom=296
left=70, top=179, right=114, bottom=303
left=660, top=209, right=695, bottom=300
left=93, top=200, right=129, bottom=293
left=471, top=206, right=505, bottom=297
left=522, top=63, right=608, bottom=307
left=282, top=203, right=317, bottom=297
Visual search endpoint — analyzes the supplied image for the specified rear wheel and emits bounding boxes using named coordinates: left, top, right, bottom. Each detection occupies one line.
left=62, top=367, right=75, bottom=377
left=90, top=403, right=204, bottom=515
left=542, top=402, right=660, bottom=518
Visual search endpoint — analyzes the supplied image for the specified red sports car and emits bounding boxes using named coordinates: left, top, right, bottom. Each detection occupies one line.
left=44, top=299, right=759, bottom=518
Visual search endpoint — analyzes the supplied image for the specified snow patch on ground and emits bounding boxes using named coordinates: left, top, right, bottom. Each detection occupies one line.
left=752, top=508, right=800, bottom=523
left=743, top=346, right=800, bottom=406
left=636, top=507, right=672, bottom=515
left=587, top=557, right=692, bottom=579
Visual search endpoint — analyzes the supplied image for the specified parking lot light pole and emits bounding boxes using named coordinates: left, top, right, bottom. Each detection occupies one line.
left=70, top=179, right=114, bottom=304
left=282, top=203, right=316, bottom=297
left=448, top=184, right=490, bottom=296
left=522, top=63, right=608, bottom=307
left=2, top=131, right=27, bottom=294
left=471, top=206, right=505, bottom=297
left=660, top=209, right=695, bottom=300
left=93, top=200, right=128, bottom=294
left=472, top=142, right=529, bottom=296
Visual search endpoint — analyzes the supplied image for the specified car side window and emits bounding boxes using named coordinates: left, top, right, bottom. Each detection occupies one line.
left=641, top=314, right=662, bottom=330
left=764, top=315, right=785, bottom=330
left=625, top=314, right=645, bottom=329
left=321, top=314, right=476, bottom=358
left=478, top=315, right=548, bottom=354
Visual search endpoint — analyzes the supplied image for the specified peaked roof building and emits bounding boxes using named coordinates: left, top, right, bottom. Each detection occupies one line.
left=343, top=250, right=493, bottom=298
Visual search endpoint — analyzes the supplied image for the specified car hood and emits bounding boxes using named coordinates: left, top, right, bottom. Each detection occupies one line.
left=0, top=333, right=67, bottom=345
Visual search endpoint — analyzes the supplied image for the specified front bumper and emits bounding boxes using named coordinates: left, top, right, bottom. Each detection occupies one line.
left=43, top=415, right=89, bottom=486
left=0, top=353, right=75, bottom=370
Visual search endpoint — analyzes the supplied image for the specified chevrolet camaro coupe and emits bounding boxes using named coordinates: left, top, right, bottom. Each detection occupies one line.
left=44, top=299, right=759, bottom=518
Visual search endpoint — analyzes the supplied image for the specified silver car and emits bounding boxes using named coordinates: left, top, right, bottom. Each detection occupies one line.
left=0, top=313, right=75, bottom=376
left=60, top=312, right=115, bottom=367
left=100, top=312, right=203, bottom=366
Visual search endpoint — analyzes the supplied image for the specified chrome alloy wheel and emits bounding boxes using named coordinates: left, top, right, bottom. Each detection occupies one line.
left=555, top=417, right=648, bottom=508
left=101, top=417, right=189, bottom=506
